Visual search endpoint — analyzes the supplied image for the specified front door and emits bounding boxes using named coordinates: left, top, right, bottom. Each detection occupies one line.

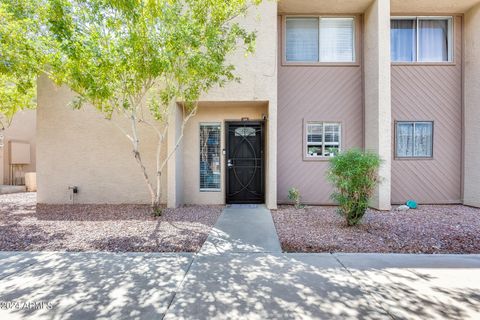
left=225, top=121, right=264, bottom=204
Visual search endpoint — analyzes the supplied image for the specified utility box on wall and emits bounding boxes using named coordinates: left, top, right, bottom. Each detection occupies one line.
left=9, top=141, right=31, bottom=185
left=10, top=141, right=31, bottom=165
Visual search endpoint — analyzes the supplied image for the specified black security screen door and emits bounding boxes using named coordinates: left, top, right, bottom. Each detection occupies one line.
left=226, top=121, right=265, bottom=204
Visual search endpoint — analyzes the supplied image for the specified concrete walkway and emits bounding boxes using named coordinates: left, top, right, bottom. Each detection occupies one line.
left=0, top=185, right=26, bottom=195
left=199, top=205, right=282, bottom=255
left=1, top=206, right=480, bottom=319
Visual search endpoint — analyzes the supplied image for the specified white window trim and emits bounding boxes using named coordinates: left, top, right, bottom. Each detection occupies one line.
left=391, top=16, right=454, bottom=63
left=284, top=16, right=356, bottom=64
left=395, top=121, right=434, bottom=159
left=199, top=122, right=222, bottom=192
left=305, top=122, right=342, bottom=159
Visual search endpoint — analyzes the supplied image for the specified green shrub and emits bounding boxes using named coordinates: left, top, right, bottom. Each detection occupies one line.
left=328, top=149, right=382, bottom=226
left=288, top=187, right=303, bottom=209
left=152, top=206, right=163, bottom=217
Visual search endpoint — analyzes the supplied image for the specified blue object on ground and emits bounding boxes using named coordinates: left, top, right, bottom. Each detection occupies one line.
left=406, top=200, right=418, bottom=209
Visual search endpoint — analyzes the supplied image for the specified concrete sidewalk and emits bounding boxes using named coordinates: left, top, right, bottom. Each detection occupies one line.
left=0, top=185, right=26, bottom=195
left=0, top=252, right=479, bottom=319
left=0, top=206, right=479, bottom=319
left=166, top=253, right=480, bottom=320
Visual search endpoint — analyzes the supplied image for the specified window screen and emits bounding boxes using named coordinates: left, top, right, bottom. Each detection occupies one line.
left=418, top=19, right=449, bottom=62
left=286, top=18, right=319, bottom=62
left=200, top=123, right=221, bottom=191
left=306, top=122, right=341, bottom=157
left=286, top=17, right=355, bottom=63
left=319, top=18, right=355, bottom=62
left=391, top=19, right=416, bottom=62
left=396, top=121, right=433, bottom=158
left=391, top=17, right=452, bottom=62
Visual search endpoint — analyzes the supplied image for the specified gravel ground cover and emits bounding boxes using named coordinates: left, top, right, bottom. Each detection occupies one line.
left=272, top=205, right=480, bottom=253
left=0, top=192, right=222, bottom=252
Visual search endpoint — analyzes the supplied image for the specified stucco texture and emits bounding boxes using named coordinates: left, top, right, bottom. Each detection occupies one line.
left=36, top=1, right=278, bottom=206
left=364, top=0, right=392, bottom=210
left=391, top=0, right=480, bottom=14
left=278, top=0, right=372, bottom=14
left=37, top=75, right=168, bottom=204
left=202, top=1, right=278, bottom=208
left=279, top=0, right=480, bottom=15
left=182, top=102, right=267, bottom=205
left=1, top=109, right=36, bottom=185
left=464, top=4, right=480, bottom=207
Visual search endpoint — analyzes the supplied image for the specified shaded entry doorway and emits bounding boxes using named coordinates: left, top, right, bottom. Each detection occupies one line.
left=225, top=121, right=265, bottom=204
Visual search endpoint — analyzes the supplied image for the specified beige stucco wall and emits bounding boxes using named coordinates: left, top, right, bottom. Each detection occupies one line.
left=279, top=0, right=480, bottom=15
left=391, top=0, right=480, bottom=14
left=201, top=0, right=278, bottom=208
left=182, top=102, right=267, bottom=205
left=37, top=0, right=478, bottom=208
left=464, top=3, right=480, bottom=207
left=37, top=75, right=168, bottom=204
left=202, top=1, right=277, bottom=103
left=167, top=103, right=184, bottom=208
left=364, top=0, right=391, bottom=210
left=1, top=109, right=36, bottom=185
left=37, top=1, right=278, bottom=207
left=278, top=0, right=372, bottom=14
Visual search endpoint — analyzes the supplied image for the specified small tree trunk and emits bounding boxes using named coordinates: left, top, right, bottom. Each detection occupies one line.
left=129, top=110, right=156, bottom=211
left=155, top=130, right=165, bottom=207
left=133, top=150, right=156, bottom=205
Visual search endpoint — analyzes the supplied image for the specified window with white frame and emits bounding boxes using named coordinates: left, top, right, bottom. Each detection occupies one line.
left=391, top=17, right=453, bottom=62
left=200, top=123, right=221, bottom=191
left=286, top=17, right=355, bottom=63
left=396, top=121, right=433, bottom=158
left=306, top=122, right=341, bottom=158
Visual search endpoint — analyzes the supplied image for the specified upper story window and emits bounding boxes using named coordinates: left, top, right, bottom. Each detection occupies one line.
left=391, top=17, right=453, bottom=63
left=285, top=17, right=355, bottom=63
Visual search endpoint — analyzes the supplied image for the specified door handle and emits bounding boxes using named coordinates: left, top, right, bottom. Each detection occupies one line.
left=227, top=159, right=233, bottom=168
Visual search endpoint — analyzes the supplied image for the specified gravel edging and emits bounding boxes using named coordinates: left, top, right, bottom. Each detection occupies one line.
left=0, top=193, right=222, bottom=252
left=272, top=204, right=480, bottom=254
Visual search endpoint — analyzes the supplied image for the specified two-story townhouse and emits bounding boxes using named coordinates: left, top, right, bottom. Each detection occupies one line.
left=37, top=0, right=480, bottom=209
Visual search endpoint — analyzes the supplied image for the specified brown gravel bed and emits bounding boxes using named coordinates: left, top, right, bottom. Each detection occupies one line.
left=0, top=192, right=222, bottom=252
left=272, top=205, right=480, bottom=254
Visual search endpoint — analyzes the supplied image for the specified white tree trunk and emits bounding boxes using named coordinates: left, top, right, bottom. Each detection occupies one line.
left=110, top=100, right=198, bottom=213
left=129, top=111, right=156, bottom=207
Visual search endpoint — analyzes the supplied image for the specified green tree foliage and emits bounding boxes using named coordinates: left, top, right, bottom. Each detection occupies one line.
left=46, top=0, right=260, bottom=114
left=0, top=0, right=45, bottom=129
left=328, top=149, right=382, bottom=226
left=3, top=0, right=263, bottom=210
